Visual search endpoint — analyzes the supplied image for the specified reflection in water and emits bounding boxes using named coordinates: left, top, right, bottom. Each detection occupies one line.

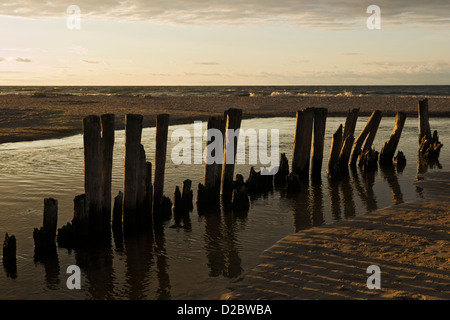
left=350, top=168, right=378, bottom=212
left=292, top=181, right=312, bottom=232
left=340, top=176, right=356, bottom=219
left=417, top=154, right=442, bottom=175
left=328, top=179, right=342, bottom=222
left=202, top=210, right=244, bottom=279
left=380, top=165, right=404, bottom=205
left=154, top=228, right=171, bottom=300
left=310, top=177, right=324, bottom=226
left=74, top=239, right=114, bottom=299
left=34, top=249, right=60, bottom=290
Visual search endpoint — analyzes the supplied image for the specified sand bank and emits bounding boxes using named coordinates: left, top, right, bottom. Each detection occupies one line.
left=222, top=171, right=450, bottom=300
left=1, top=94, right=449, bottom=144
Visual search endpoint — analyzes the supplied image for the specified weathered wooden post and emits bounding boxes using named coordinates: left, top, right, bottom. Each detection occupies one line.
left=197, top=115, right=225, bottom=207
left=418, top=98, right=431, bottom=144
left=221, top=108, right=243, bottom=203
left=418, top=99, right=443, bottom=159
left=327, top=125, right=343, bottom=180
left=338, top=108, right=359, bottom=173
left=101, top=114, right=115, bottom=227
left=136, top=144, right=147, bottom=226
left=112, top=191, right=123, bottom=231
left=349, top=110, right=382, bottom=167
left=342, top=108, right=360, bottom=142
left=33, top=198, right=58, bottom=254
left=274, top=153, right=289, bottom=187
left=231, top=174, right=249, bottom=212
left=56, top=194, right=89, bottom=248
left=83, top=115, right=102, bottom=227
left=361, top=112, right=382, bottom=156
left=379, top=112, right=407, bottom=166
left=144, top=162, right=153, bottom=226
left=311, top=108, right=328, bottom=178
left=2, top=233, right=16, bottom=268
left=292, top=108, right=314, bottom=180
left=123, top=114, right=143, bottom=231
left=153, top=114, right=170, bottom=220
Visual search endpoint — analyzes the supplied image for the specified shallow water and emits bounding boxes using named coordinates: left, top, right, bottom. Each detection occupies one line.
left=0, top=116, right=448, bottom=299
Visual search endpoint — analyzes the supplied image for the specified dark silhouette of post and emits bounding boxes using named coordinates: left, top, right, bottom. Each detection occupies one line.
left=418, top=98, right=431, bottom=144
left=123, top=114, right=143, bottom=230
left=144, top=162, right=153, bottom=226
left=221, top=108, right=242, bottom=202
left=101, top=114, right=115, bottom=227
left=311, top=108, right=327, bottom=177
left=338, top=108, right=359, bottom=173
left=292, top=108, right=314, bottom=180
left=153, top=114, right=170, bottom=218
left=327, top=124, right=343, bottom=180
left=83, top=115, right=102, bottom=226
left=379, top=112, right=406, bottom=166
left=204, top=115, right=225, bottom=193
left=350, top=110, right=382, bottom=167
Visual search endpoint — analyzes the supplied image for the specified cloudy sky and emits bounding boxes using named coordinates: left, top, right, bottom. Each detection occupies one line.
left=0, top=0, right=449, bottom=85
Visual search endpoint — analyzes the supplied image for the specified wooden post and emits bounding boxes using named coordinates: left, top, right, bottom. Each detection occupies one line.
left=338, top=108, right=359, bottom=173
left=112, top=191, right=123, bottom=231
left=418, top=98, right=431, bottom=144
left=204, top=115, right=225, bottom=192
left=136, top=144, right=147, bottom=225
left=221, top=108, right=243, bottom=202
left=123, top=114, right=143, bottom=230
left=418, top=99, right=443, bottom=159
left=33, top=198, right=58, bottom=254
left=338, top=135, right=354, bottom=174
left=231, top=174, right=249, bottom=212
left=342, top=108, right=360, bottom=142
left=153, top=114, right=170, bottom=218
left=327, top=125, right=343, bottom=180
left=83, top=115, right=102, bottom=225
left=361, top=111, right=382, bottom=154
left=379, top=112, right=407, bottom=166
left=349, top=110, right=382, bottom=167
left=311, top=108, right=328, bottom=177
left=2, top=233, right=16, bottom=266
left=181, top=179, right=193, bottom=212
left=292, top=108, right=314, bottom=179
left=198, top=115, right=225, bottom=207
left=101, top=114, right=115, bottom=226
left=144, top=162, right=153, bottom=226
left=43, top=198, right=58, bottom=242
left=274, top=153, right=289, bottom=187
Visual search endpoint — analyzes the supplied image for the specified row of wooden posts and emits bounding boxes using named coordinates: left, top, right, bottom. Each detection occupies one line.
left=1, top=99, right=443, bottom=266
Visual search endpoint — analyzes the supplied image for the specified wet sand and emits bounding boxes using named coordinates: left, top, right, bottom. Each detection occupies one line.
left=222, top=171, right=450, bottom=300
left=1, top=94, right=449, bottom=144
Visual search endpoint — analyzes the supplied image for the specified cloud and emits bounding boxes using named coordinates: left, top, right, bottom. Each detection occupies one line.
left=15, top=57, right=32, bottom=62
left=82, top=59, right=101, bottom=64
left=190, top=61, right=220, bottom=65
left=0, top=1, right=449, bottom=28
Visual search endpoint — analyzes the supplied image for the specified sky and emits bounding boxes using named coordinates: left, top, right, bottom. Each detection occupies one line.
left=0, top=0, right=449, bottom=85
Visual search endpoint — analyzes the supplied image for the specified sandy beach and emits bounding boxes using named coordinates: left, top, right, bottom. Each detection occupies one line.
left=222, top=171, right=450, bottom=300
left=1, top=94, right=449, bottom=144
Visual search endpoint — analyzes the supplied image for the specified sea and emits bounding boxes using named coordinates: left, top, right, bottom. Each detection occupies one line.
left=0, top=85, right=449, bottom=98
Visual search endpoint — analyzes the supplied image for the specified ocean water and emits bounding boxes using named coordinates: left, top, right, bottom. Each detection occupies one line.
left=0, top=85, right=449, bottom=98
left=0, top=115, right=448, bottom=300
